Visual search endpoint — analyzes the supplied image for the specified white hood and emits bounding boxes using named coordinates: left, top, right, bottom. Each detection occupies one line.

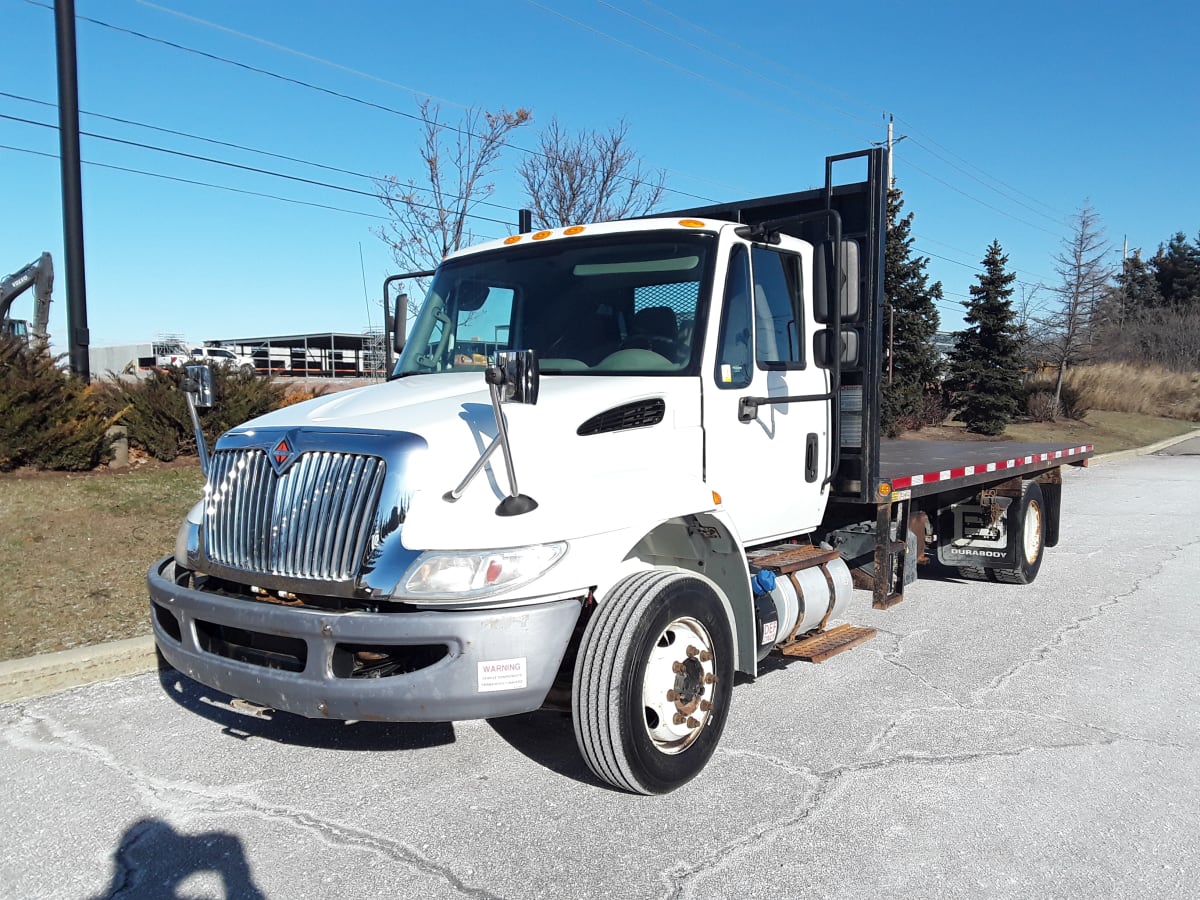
left=225, top=373, right=711, bottom=550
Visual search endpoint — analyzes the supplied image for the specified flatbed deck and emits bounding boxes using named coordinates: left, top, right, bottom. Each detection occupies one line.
left=877, top=440, right=1093, bottom=498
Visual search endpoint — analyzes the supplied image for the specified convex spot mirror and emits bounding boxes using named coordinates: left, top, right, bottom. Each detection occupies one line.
left=487, top=350, right=539, bottom=405
left=181, top=364, right=216, bottom=409
left=813, top=328, right=860, bottom=369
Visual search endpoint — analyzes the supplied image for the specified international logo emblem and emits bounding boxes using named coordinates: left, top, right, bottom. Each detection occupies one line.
left=269, top=436, right=297, bottom=474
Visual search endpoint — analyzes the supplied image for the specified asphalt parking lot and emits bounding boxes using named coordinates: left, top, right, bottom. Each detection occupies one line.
left=1, top=448, right=1197, bottom=899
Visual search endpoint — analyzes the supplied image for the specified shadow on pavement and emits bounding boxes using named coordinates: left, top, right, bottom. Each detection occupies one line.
left=91, top=818, right=265, bottom=900
left=156, top=664, right=456, bottom=752
left=486, top=710, right=612, bottom=790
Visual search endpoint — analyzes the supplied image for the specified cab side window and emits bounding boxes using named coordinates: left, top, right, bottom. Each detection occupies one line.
left=714, top=245, right=752, bottom=389
left=752, top=246, right=804, bottom=369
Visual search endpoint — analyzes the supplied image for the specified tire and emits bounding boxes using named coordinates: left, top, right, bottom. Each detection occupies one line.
left=240, top=364, right=256, bottom=376
left=956, top=565, right=988, bottom=581
left=990, top=480, right=1045, bottom=585
left=572, top=570, right=734, bottom=795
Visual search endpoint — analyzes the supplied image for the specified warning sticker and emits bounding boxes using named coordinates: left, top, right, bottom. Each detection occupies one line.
left=477, top=657, right=528, bottom=693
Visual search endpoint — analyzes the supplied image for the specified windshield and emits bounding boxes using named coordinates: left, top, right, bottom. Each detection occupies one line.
left=394, top=231, right=715, bottom=377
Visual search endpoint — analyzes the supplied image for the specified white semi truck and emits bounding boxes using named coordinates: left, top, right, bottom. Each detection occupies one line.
left=150, top=149, right=1091, bottom=793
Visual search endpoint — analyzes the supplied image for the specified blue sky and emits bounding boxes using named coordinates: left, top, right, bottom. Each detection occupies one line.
left=2, top=0, right=1197, bottom=357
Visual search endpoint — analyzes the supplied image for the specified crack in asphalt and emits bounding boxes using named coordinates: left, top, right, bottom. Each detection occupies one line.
left=974, top=537, right=1200, bottom=702
left=1, top=711, right=507, bottom=900
left=666, top=736, right=1130, bottom=899
left=866, top=626, right=966, bottom=707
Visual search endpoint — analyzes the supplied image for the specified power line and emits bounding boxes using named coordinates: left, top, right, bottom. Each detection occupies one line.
left=591, top=0, right=880, bottom=129
left=0, top=113, right=517, bottom=228
left=525, top=0, right=873, bottom=146
left=628, top=0, right=1070, bottom=234
left=19, top=0, right=723, bottom=206
left=900, top=154, right=1066, bottom=239
left=0, top=90, right=521, bottom=215
left=913, top=231, right=1056, bottom=283
left=132, top=0, right=469, bottom=111
left=0, top=143, right=384, bottom=221
left=893, top=114, right=1070, bottom=221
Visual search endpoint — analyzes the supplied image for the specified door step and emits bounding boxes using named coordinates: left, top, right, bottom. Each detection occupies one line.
left=777, top=623, right=877, bottom=663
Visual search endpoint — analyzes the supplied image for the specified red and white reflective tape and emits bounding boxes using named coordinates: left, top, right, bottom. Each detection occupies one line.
left=889, top=445, right=1093, bottom=491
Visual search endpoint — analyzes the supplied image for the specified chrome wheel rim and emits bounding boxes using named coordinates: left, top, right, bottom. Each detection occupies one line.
left=642, top=616, right=716, bottom=754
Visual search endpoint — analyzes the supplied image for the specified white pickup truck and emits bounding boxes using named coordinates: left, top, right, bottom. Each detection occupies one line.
left=150, top=148, right=1090, bottom=794
left=189, top=345, right=257, bottom=374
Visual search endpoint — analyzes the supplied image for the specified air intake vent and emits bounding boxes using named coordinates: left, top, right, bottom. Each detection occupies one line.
left=577, top=399, right=666, bottom=436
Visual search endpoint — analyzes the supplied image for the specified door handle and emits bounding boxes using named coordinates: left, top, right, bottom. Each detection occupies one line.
left=805, top=432, right=818, bottom=483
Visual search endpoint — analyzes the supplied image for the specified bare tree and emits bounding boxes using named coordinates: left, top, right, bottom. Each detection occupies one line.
left=1042, top=205, right=1111, bottom=414
left=375, top=99, right=532, bottom=315
left=518, top=118, right=666, bottom=228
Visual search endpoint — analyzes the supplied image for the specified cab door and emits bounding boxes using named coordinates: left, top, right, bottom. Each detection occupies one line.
left=702, top=239, right=830, bottom=544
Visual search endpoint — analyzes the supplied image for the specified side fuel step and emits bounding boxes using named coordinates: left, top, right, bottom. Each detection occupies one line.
left=777, top=623, right=877, bottom=663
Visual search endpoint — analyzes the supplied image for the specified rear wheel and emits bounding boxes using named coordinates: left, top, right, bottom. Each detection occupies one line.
left=990, top=480, right=1045, bottom=585
left=572, top=570, right=733, bottom=794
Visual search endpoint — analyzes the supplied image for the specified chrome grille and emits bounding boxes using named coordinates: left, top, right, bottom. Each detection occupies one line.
left=204, top=448, right=386, bottom=581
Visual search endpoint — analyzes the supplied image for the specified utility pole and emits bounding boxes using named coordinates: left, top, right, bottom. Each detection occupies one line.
left=55, top=0, right=90, bottom=381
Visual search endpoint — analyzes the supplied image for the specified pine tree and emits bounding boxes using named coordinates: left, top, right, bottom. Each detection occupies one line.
left=881, top=187, right=943, bottom=436
left=1152, top=231, right=1200, bottom=309
left=946, top=241, right=1023, bottom=435
left=1113, top=249, right=1163, bottom=319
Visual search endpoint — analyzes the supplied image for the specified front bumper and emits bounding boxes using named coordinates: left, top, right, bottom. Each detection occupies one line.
left=148, top=557, right=582, bottom=722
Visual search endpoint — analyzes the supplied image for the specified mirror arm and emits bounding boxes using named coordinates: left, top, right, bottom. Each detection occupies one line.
left=442, top=351, right=540, bottom=516
left=181, top=365, right=215, bottom=477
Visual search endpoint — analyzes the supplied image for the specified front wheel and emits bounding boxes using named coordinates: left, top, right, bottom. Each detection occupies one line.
left=572, top=570, right=734, bottom=794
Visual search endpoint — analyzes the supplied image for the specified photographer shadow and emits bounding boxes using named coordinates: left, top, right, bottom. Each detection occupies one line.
left=91, top=818, right=264, bottom=900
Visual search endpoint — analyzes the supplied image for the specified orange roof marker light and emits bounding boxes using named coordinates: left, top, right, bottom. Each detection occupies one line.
left=503, top=235, right=522, bottom=245
left=678, top=219, right=706, bottom=228
left=564, top=226, right=586, bottom=236
left=532, top=230, right=553, bottom=241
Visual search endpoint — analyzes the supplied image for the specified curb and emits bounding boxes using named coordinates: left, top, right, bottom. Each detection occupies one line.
left=4, top=428, right=1199, bottom=707
left=1090, top=428, right=1200, bottom=464
left=0, top=636, right=158, bottom=705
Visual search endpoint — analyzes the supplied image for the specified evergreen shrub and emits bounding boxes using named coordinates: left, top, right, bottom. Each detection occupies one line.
left=0, top=338, right=115, bottom=471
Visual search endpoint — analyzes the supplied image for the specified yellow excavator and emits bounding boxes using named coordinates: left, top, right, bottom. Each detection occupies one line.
left=1, top=252, right=54, bottom=348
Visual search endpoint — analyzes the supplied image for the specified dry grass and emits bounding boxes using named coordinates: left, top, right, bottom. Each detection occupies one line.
left=1065, top=362, right=1200, bottom=422
left=0, top=460, right=203, bottom=661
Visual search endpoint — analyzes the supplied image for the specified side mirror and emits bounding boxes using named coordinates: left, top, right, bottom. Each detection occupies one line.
left=813, top=240, right=861, bottom=324
left=487, top=350, right=539, bottom=405
left=181, top=364, right=216, bottom=409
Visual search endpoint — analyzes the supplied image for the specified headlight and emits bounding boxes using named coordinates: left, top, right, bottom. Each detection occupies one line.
left=398, top=542, right=567, bottom=602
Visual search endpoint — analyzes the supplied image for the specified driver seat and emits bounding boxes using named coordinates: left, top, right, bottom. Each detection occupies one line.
left=627, top=306, right=678, bottom=359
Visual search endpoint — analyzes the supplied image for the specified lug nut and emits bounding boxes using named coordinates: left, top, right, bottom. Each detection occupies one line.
left=673, top=712, right=687, bottom=725
left=704, top=673, right=718, bottom=685
left=672, top=661, right=685, bottom=674
left=686, top=645, right=699, bottom=658
left=686, top=717, right=700, bottom=729
left=699, top=651, right=713, bottom=662
left=699, top=700, right=712, bottom=712
left=666, top=689, right=678, bottom=702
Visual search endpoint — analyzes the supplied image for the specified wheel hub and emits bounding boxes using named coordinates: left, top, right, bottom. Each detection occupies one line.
left=642, top=616, right=717, bottom=754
